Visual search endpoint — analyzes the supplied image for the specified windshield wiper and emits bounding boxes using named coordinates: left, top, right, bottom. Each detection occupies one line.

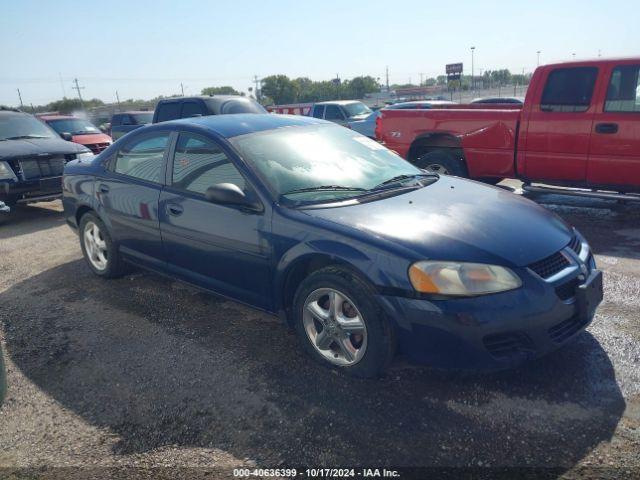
left=371, top=173, right=437, bottom=190
left=281, top=185, right=368, bottom=196
left=4, top=135, right=50, bottom=140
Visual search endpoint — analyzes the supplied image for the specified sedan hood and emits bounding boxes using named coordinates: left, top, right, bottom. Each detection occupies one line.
left=303, top=176, right=573, bottom=267
left=0, top=137, right=86, bottom=159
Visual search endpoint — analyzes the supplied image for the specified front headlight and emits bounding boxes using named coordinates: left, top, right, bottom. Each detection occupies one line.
left=0, top=161, right=18, bottom=181
left=408, top=261, right=522, bottom=296
left=77, top=151, right=95, bottom=161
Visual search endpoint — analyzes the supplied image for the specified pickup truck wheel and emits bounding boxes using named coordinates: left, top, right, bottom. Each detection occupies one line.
left=79, top=213, right=128, bottom=278
left=293, top=266, right=396, bottom=378
left=415, top=150, right=468, bottom=177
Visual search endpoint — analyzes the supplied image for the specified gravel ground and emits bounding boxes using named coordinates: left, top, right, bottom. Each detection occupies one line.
left=0, top=189, right=638, bottom=479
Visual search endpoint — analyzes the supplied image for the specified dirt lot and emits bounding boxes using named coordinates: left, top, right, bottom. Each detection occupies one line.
left=0, top=188, right=639, bottom=478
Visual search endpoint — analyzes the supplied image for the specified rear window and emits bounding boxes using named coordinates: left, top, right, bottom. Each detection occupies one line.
left=181, top=102, right=205, bottom=118
left=220, top=99, right=266, bottom=115
left=540, top=67, right=598, bottom=112
left=155, top=102, right=180, bottom=122
left=605, top=65, right=640, bottom=113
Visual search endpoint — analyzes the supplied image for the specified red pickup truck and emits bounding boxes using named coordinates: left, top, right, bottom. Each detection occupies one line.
left=377, top=58, right=640, bottom=198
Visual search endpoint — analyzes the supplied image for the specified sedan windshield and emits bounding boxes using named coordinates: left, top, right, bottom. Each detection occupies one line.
left=230, top=124, right=428, bottom=204
left=342, top=102, right=372, bottom=118
left=48, top=118, right=100, bottom=135
left=0, top=115, right=57, bottom=141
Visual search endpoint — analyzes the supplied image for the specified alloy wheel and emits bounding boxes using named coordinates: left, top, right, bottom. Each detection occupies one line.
left=83, top=221, right=108, bottom=271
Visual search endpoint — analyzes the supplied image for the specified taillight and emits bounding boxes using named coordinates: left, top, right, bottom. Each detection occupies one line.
left=374, top=115, right=382, bottom=140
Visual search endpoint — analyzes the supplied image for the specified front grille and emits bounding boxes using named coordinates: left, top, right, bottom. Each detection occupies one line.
left=483, top=332, right=535, bottom=360
left=568, top=235, right=582, bottom=256
left=548, top=314, right=589, bottom=343
left=19, top=157, right=65, bottom=180
left=87, top=142, right=110, bottom=154
left=528, top=251, right=570, bottom=279
left=555, top=278, right=579, bottom=301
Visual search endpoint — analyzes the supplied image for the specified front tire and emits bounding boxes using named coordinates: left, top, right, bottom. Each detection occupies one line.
left=79, top=212, right=128, bottom=278
left=415, top=149, right=468, bottom=177
left=292, top=266, right=396, bottom=378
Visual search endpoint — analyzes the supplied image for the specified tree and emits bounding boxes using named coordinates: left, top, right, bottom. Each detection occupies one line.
left=201, top=86, right=241, bottom=96
left=260, top=75, right=299, bottom=104
left=45, top=97, right=104, bottom=113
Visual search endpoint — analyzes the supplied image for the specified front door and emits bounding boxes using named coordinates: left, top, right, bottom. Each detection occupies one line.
left=159, top=131, right=272, bottom=309
left=588, top=63, right=640, bottom=188
left=96, top=131, right=171, bottom=269
left=523, top=66, right=599, bottom=183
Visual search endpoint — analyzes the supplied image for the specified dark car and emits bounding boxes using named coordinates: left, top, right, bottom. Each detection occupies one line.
left=62, top=114, right=603, bottom=377
left=110, top=111, right=154, bottom=141
left=152, top=95, right=266, bottom=124
left=0, top=108, right=94, bottom=217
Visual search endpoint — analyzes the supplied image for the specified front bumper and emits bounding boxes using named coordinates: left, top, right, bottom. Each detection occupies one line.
left=0, top=177, right=63, bottom=210
left=378, top=266, right=603, bottom=370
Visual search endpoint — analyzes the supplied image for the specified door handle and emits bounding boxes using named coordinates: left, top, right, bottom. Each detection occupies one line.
left=98, top=184, right=110, bottom=193
left=595, top=123, right=619, bottom=134
left=167, top=204, right=184, bottom=216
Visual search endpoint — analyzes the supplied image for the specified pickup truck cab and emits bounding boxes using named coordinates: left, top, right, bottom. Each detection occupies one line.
left=110, top=111, right=153, bottom=140
left=152, top=95, right=266, bottom=123
left=310, top=100, right=373, bottom=128
left=378, top=58, right=640, bottom=195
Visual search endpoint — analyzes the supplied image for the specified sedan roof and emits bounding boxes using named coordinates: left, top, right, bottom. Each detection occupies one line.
left=161, top=113, right=326, bottom=139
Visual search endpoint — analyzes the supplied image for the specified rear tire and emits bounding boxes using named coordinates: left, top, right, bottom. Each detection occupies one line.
left=415, top=149, right=468, bottom=177
left=79, top=212, right=128, bottom=278
left=292, top=266, right=396, bottom=378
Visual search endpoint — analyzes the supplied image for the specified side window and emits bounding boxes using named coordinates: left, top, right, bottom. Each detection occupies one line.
left=172, top=133, right=246, bottom=195
left=181, top=101, right=204, bottom=118
left=114, top=133, right=170, bottom=183
left=111, top=115, right=122, bottom=126
left=312, top=105, right=325, bottom=118
left=605, top=65, right=640, bottom=113
left=324, top=105, right=344, bottom=120
left=540, top=67, right=598, bottom=112
left=156, top=102, right=180, bottom=122
left=121, top=115, right=132, bottom=125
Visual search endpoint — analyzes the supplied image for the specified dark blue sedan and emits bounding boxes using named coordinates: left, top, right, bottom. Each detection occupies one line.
left=62, top=114, right=603, bottom=377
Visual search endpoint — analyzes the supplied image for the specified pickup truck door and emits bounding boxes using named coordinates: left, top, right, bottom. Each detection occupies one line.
left=587, top=63, right=640, bottom=188
left=324, top=104, right=348, bottom=127
left=522, top=66, right=599, bottom=183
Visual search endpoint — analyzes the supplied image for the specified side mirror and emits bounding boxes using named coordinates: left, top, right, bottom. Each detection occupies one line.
left=60, top=132, right=73, bottom=141
left=204, top=183, right=263, bottom=213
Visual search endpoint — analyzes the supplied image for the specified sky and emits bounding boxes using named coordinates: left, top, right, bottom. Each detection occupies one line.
left=1, top=0, right=638, bottom=107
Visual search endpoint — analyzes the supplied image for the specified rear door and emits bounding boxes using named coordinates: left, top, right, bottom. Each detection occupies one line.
left=97, top=131, right=171, bottom=270
left=588, top=62, right=640, bottom=188
left=523, top=66, right=599, bottom=182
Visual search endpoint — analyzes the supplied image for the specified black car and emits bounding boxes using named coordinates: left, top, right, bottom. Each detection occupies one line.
left=0, top=107, right=94, bottom=217
left=110, top=111, right=154, bottom=140
left=152, top=95, right=266, bottom=123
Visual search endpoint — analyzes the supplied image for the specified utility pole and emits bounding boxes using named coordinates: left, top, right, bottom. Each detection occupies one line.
left=180, top=83, right=185, bottom=96
left=253, top=75, right=261, bottom=101
left=470, top=46, right=476, bottom=92
left=385, top=66, right=389, bottom=91
left=16, top=88, right=24, bottom=109
left=115, top=90, right=121, bottom=108
left=537, top=50, right=541, bottom=66
left=419, top=73, right=424, bottom=87
left=72, top=78, right=85, bottom=110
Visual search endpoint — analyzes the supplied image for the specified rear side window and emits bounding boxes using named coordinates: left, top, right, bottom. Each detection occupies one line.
left=220, top=99, right=266, bottom=114
left=114, top=133, right=170, bottom=183
left=540, top=67, right=598, bottom=112
left=181, top=101, right=205, bottom=118
left=172, top=133, right=245, bottom=194
left=312, top=105, right=325, bottom=118
left=324, top=105, right=344, bottom=120
left=155, top=102, right=180, bottom=122
left=605, top=65, right=640, bottom=113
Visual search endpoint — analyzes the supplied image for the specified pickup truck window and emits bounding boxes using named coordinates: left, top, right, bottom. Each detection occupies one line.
left=540, top=67, right=598, bottom=113
left=312, top=105, right=325, bottom=118
left=156, top=102, right=180, bottom=122
left=605, top=65, right=640, bottom=113
left=181, top=101, right=204, bottom=118
left=111, top=115, right=122, bottom=126
left=324, top=105, right=345, bottom=120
